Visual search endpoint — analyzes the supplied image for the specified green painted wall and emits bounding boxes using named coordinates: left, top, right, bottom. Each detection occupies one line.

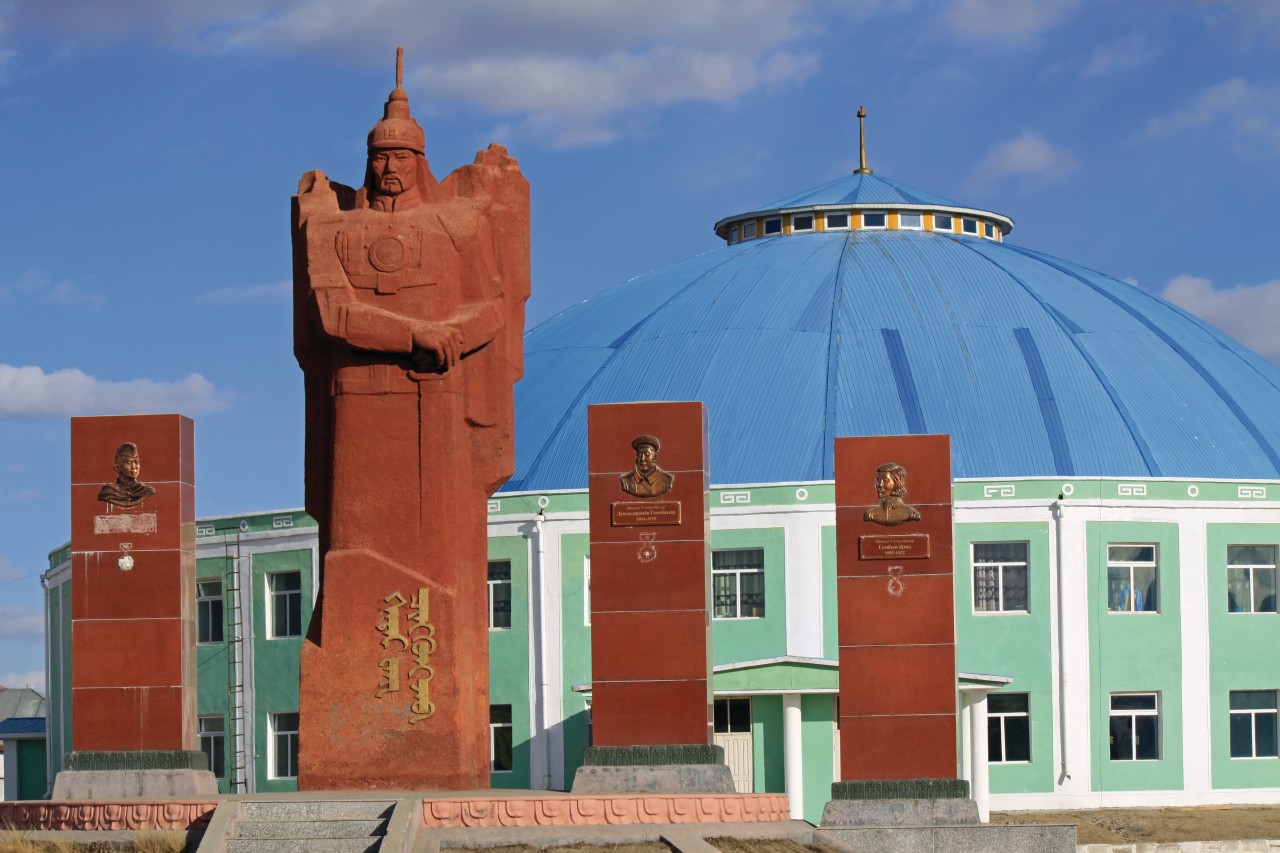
left=751, top=695, right=785, bottom=794
left=954, top=521, right=1055, bottom=793
left=714, top=663, right=837, bottom=693
left=710, top=528, right=787, bottom=665
left=195, top=557, right=232, bottom=793
left=17, top=739, right=48, bottom=800
left=489, top=534, right=532, bottom=789
left=1087, top=521, right=1183, bottom=792
left=821, top=526, right=838, bottom=659
left=1206, top=523, right=1280, bottom=789
left=560, top=533, right=592, bottom=781
left=250, top=548, right=313, bottom=793
left=800, top=694, right=836, bottom=824
left=48, top=580, right=70, bottom=772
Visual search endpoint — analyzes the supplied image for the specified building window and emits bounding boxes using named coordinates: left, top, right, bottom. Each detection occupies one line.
left=197, top=579, right=224, bottom=644
left=714, top=697, right=751, bottom=733
left=1107, top=545, right=1158, bottom=613
left=198, top=715, right=226, bottom=778
left=987, top=693, right=1030, bottom=763
left=933, top=213, right=954, bottom=232
left=861, top=211, right=887, bottom=229
left=490, top=705, right=513, bottom=772
left=984, top=222, right=996, bottom=238
left=763, top=217, right=783, bottom=236
left=268, top=571, right=303, bottom=638
left=712, top=548, right=765, bottom=619
left=742, top=221, right=757, bottom=239
left=1228, top=545, right=1277, bottom=613
left=1230, top=691, right=1279, bottom=758
left=962, top=217, right=979, bottom=235
left=269, top=712, right=299, bottom=779
left=898, top=212, right=923, bottom=230
left=973, top=542, right=1029, bottom=613
left=1110, top=693, right=1160, bottom=760
left=729, top=226, right=738, bottom=243
left=824, top=211, right=850, bottom=230
left=791, top=213, right=814, bottom=232
left=488, top=560, right=512, bottom=630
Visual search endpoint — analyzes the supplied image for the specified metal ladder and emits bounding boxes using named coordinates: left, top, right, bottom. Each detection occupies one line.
left=222, top=530, right=249, bottom=793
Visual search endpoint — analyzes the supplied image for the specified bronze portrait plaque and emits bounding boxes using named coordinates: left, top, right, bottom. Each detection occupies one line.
left=863, top=462, right=920, bottom=527
left=611, top=501, right=682, bottom=527
left=859, top=534, right=930, bottom=560
left=97, top=442, right=156, bottom=509
left=619, top=434, right=674, bottom=498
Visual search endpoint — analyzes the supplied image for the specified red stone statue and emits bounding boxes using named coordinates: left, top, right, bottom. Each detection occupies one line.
left=292, top=48, right=529, bottom=789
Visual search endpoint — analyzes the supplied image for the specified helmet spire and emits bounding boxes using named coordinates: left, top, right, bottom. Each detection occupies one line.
left=368, top=46, right=425, bottom=154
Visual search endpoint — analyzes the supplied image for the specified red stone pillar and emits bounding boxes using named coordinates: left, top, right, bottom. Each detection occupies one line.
left=835, top=434, right=956, bottom=780
left=69, top=415, right=196, bottom=752
left=587, top=402, right=712, bottom=746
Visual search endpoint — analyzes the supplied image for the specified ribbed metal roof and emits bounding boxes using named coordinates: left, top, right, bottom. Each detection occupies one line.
left=762, top=172, right=969, bottom=210
left=506, top=194, right=1280, bottom=492
left=0, top=716, right=46, bottom=735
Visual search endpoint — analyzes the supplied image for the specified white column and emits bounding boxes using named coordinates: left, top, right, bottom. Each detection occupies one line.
left=968, top=692, right=991, bottom=822
left=1179, top=517, right=1211, bottom=795
left=783, top=693, right=804, bottom=819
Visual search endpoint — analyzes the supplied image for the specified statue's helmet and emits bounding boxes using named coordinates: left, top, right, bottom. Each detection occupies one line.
left=368, top=47, right=425, bottom=155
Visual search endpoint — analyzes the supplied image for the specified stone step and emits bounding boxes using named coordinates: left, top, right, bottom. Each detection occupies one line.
left=239, top=800, right=395, bottom=821
left=232, top=818, right=387, bottom=839
left=225, top=839, right=380, bottom=853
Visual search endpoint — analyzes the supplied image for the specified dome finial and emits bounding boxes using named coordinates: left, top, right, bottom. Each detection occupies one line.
left=854, top=105, right=873, bottom=175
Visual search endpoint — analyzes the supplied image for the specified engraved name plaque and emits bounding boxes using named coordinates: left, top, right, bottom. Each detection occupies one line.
left=93, top=513, right=159, bottom=535
left=859, top=534, right=930, bottom=560
left=611, top=501, right=682, bottom=527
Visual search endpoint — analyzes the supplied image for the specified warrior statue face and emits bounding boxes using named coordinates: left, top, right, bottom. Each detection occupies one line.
left=369, top=148, right=418, bottom=197
left=635, top=443, right=658, bottom=474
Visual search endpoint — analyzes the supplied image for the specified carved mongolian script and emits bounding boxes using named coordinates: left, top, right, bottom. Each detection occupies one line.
left=93, top=513, right=158, bottom=535
left=859, top=534, right=930, bottom=560
left=375, top=588, right=438, bottom=723
left=611, top=501, right=681, bottom=527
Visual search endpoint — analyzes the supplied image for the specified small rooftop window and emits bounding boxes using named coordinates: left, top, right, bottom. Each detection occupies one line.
left=825, top=211, right=850, bottom=230
left=933, top=213, right=954, bottom=232
left=899, top=212, right=922, bottom=230
left=729, top=226, right=738, bottom=243
left=791, top=213, right=814, bottom=233
left=764, top=217, right=783, bottom=236
left=862, top=211, right=887, bottom=229
left=743, top=221, right=758, bottom=240
left=962, top=218, right=979, bottom=235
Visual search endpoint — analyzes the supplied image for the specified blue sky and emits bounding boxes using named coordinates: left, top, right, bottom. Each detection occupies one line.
left=2, top=1, right=1279, bottom=691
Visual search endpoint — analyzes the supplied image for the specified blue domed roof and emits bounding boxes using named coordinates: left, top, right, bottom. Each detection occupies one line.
left=505, top=178, right=1280, bottom=492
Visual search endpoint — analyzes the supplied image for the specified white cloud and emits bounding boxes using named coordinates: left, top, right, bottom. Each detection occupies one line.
left=198, top=280, right=291, bottom=305
left=0, top=364, right=228, bottom=416
left=0, top=606, right=42, bottom=642
left=940, top=0, right=1077, bottom=46
left=0, top=670, right=46, bottom=694
left=0, top=267, right=104, bottom=308
left=1143, top=77, right=1280, bottom=152
left=1082, top=32, right=1154, bottom=77
left=973, top=130, right=1078, bottom=187
left=0, top=489, right=41, bottom=503
left=1160, top=275, right=1280, bottom=364
left=4, top=1, right=821, bottom=147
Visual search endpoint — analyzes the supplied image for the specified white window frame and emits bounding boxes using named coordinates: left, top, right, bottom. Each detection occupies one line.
left=823, top=211, right=851, bottom=230
left=490, top=704, right=514, bottom=773
left=972, top=542, right=1029, bottom=614
left=763, top=216, right=783, bottom=236
left=267, top=571, right=303, bottom=638
left=790, top=213, right=814, bottom=233
left=984, top=222, right=996, bottom=239
left=198, top=714, right=226, bottom=779
left=487, top=559, right=512, bottom=630
left=961, top=217, right=979, bottom=235
left=1107, top=544, right=1159, bottom=613
left=897, top=211, right=923, bottom=230
left=932, top=213, right=954, bottom=232
left=1230, top=690, right=1279, bottom=759
left=860, top=210, right=888, bottom=229
left=197, top=578, right=224, bottom=645
left=1109, top=692, right=1160, bottom=761
left=1228, top=545, right=1277, bottom=614
left=268, top=712, right=299, bottom=779
left=713, top=697, right=752, bottom=734
left=987, top=693, right=1031, bottom=763
left=742, top=220, right=757, bottom=239
left=712, top=548, right=765, bottom=620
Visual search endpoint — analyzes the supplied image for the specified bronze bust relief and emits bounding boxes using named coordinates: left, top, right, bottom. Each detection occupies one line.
left=97, top=442, right=156, bottom=509
left=619, top=434, right=674, bottom=499
left=864, top=462, right=920, bottom=526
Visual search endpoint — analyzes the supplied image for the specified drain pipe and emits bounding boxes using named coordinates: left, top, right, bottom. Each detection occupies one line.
left=1051, top=500, right=1071, bottom=785
left=530, top=510, right=553, bottom=790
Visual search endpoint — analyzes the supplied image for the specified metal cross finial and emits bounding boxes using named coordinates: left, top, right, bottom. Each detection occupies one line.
left=855, top=105, right=873, bottom=174
left=396, top=46, right=404, bottom=89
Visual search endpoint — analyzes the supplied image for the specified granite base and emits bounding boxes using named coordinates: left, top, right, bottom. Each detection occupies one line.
left=51, top=769, right=219, bottom=800
left=569, top=764, right=736, bottom=794
left=818, top=823, right=1077, bottom=852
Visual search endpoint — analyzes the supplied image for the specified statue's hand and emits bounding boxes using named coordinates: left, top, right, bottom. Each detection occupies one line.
left=412, top=321, right=463, bottom=371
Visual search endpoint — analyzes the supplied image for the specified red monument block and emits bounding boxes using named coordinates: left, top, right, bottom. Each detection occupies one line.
left=835, top=434, right=956, bottom=781
left=293, top=49, right=529, bottom=790
left=68, top=414, right=197, bottom=752
left=587, top=402, right=712, bottom=747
